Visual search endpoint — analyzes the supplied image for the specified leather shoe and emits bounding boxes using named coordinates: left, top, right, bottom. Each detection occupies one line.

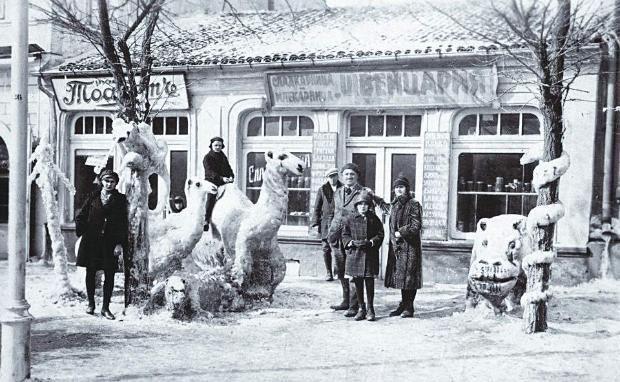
left=325, top=272, right=334, bottom=282
left=85, top=306, right=95, bottom=315
left=330, top=301, right=349, bottom=310
left=101, top=309, right=116, bottom=320
left=389, top=303, right=405, bottom=317
left=367, top=309, right=376, bottom=321
left=400, top=309, right=414, bottom=318
left=344, top=307, right=358, bottom=317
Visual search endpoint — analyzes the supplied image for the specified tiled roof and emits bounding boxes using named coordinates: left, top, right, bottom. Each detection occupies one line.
left=55, top=2, right=537, bottom=72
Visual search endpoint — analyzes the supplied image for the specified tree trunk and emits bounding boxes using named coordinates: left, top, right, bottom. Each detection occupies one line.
left=124, top=169, right=151, bottom=307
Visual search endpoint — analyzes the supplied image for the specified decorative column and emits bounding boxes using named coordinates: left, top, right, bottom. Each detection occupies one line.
left=0, top=1, right=34, bottom=381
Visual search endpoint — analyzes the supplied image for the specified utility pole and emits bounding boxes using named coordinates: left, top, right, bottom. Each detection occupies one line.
left=0, top=1, right=34, bottom=381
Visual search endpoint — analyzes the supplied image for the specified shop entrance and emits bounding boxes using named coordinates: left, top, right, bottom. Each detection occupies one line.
left=347, top=147, right=421, bottom=278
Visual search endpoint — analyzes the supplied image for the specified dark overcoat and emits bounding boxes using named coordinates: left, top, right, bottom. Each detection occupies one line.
left=75, top=190, right=128, bottom=271
left=311, top=181, right=343, bottom=239
left=203, top=150, right=234, bottom=187
left=384, top=194, right=423, bottom=290
left=342, top=212, right=384, bottom=278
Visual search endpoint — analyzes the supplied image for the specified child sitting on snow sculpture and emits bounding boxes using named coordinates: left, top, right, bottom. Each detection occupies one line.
left=341, top=191, right=385, bottom=321
left=202, top=136, right=234, bottom=231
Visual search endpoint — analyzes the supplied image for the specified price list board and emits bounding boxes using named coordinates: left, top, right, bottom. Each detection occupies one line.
left=310, top=132, right=338, bottom=226
left=421, top=132, right=451, bottom=240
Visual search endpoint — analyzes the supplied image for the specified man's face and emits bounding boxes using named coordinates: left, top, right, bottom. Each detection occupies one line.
left=342, top=169, right=358, bottom=187
left=394, top=185, right=407, bottom=196
left=101, top=177, right=117, bottom=192
left=328, top=174, right=339, bottom=185
left=212, top=141, right=224, bottom=152
left=356, top=202, right=369, bottom=214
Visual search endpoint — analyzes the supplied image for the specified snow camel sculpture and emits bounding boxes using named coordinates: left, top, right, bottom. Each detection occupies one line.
left=466, top=145, right=570, bottom=318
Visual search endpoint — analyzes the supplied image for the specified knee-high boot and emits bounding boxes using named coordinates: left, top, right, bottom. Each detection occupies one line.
left=330, top=278, right=349, bottom=310
left=401, top=289, right=416, bottom=318
left=344, top=279, right=359, bottom=317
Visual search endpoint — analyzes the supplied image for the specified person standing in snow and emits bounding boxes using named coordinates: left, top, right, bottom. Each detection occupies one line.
left=75, top=169, right=128, bottom=320
left=203, top=136, right=234, bottom=231
left=384, top=175, right=423, bottom=318
left=341, top=191, right=384, bottom=321
left=311, top=167, right=342, bottom=281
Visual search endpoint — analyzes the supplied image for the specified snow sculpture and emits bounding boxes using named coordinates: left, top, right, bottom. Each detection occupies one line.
left=148, top=176, right=218, bottom=280
left=163, top=276, right=193, bottom=320
left=466, top=214, right=531, bottom=314
left=112, top=118, right=170, bottom=214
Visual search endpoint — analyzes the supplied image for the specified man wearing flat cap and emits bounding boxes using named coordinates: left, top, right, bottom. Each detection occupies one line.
left=203, top=136, right=235, bottom=231
left=311, top=167, right=342, bottom=281
left=327, top=162, right=388, bottom=316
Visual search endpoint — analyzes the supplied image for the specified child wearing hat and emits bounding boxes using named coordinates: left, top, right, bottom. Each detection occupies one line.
left=341, top=191, right=385, bottom=321
left=202, top=136, right=235, bottom=231
left=311, top=167, right=343, bottom=281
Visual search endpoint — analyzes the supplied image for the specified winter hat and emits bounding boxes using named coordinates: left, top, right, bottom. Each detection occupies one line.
left=98, top=169, right=119, bottom=183
left=341, top=162, right=360, bottom=176
left=353, top=191, right=374, bottom=207
left=393, top=174, right=410, bottom=189
left=325, top=167, right=339, bottom=178
left=209, top=136, right=225, bottom=149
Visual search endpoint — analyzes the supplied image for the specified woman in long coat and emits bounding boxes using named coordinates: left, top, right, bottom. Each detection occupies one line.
left=384, top=175, right=423, bottom=318
left=75, top=169, right=128, bottom=320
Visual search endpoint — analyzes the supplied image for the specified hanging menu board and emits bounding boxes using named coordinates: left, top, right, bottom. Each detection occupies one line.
left=421, top=132, right=451, bottom=240
left=310, top=132, right=338, bottom=227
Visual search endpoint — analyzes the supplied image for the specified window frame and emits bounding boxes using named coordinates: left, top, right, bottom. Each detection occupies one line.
left=450, top=108, right=543, bottom=240
left=347, top=112, right=424, bottom=141
left=244, top=112, right=315, bottom=141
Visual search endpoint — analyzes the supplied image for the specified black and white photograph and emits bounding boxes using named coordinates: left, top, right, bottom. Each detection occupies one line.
left=0, top=0, right=618, bottom=380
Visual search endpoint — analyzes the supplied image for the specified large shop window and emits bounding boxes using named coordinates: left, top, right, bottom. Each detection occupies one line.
left=0, top=137, right=8, bottom=223
left=349, top=114, right=422, bottom=137
left=247, top=116, right=314, bottom=137
left=246, top=152, right=313, bottom=226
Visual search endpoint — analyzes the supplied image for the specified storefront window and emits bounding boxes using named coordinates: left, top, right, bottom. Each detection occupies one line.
left=349, top=114, right=422, bottom=137
left=456, top=153, right=536, bottom=232
left=458, top=112, right=540, bottom=136
left=0, top=137, right=8, bottom=223
left=74, top=116, right=113, bottom=135
left=152, top=116, right=188, bottom=135
left=245, top=151, right=312, bottom=226
left=246, top=116, right=314, bottom=137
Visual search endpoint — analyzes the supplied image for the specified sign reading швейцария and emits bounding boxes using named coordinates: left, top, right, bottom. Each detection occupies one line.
left=51, top=74, right=189, bottom=111
left=267, top=67, right=498, bottom=108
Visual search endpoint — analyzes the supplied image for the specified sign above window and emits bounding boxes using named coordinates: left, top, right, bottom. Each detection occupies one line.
left=51, top=74, right=189, bottom=111
left=266, top=67, right=498, bottom=109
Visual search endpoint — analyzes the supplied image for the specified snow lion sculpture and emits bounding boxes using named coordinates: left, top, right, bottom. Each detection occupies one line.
left=466, top=214, right=531, bottom=314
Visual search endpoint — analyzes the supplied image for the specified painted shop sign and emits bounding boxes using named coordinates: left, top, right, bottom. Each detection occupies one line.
left=266, top=67, right=498, bottom=109
left=51, top=74, right=189, bottom=111
left=421, top=132, right=451, bottom=240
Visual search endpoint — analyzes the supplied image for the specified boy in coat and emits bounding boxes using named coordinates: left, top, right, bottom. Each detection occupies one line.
left=342, top=191, right=384, bottom=321
left=311, top=167, right=342, bottom=281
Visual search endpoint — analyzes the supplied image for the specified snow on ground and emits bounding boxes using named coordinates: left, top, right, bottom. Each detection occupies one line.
left=1, top=260, right=619, bottom=381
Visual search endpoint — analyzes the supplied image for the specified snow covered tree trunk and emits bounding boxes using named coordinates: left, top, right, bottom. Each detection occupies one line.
left=124, top=169, right=151, bottom=307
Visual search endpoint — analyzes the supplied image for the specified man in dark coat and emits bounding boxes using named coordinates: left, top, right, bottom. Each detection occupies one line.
left=342, top=191, right=384, bottom=321
left=327, top=163, right=388, bottom=317
left=75, top=169, right=128, bottom=320
left=384, top=175, right=423, bottom=318
left=203, top=136, right=234, bottom=231
left=311, top=167, right=342, bottom=281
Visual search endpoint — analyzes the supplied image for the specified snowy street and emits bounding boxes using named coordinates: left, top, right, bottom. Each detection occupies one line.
left=0, top=261, right=618, bottom=381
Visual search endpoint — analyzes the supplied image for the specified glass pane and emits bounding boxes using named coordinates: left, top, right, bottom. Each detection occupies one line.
left=299, top=116, right=314, bottom=136
left=73, top=154, right=113, bottom=218
left=500, top=113, right=519, bottom=135
left=105, top=117, right=113, bottom=134
left=265, top=117, right=279, bottom=136
left=84, top=116, right=93, bottom=134
left=287, top=152, right=312, bottom=226
left=246, top=152, right=266, bottom=189
left=507, top=195, right=522, bottom=214
left=404, top=115, right=421, bottom=137
left=368, top=116, right=384, bottom=136
left=352, top=153, right=376, bottom=191
left=248, top=117, right=262, bottom=136
left=350, top=116, right=365, bottom=137
left=477, top=194, right=507, bottom=219
left=390, top=154, right=416, bottom=200
left=170, top=151, right=187, bottom=209
left=282, top=116, right=297, bottom=136
left=522, top=113, right=541, bottom=135
left=166, top=117, right=177, bottom=135
left=148, top=173, right=158, bottom=210
left=95, top=117, right=104, bottom=134
left=479, top=114, right=497, bottom=135
left=456, top=194, right=476, bottom=232
left=386, top=115, right=402, bottom=136
left=179, top=117, right=188, bottom=135
left=74, top=117, right=84, bottom=134
left=153, top=117, right=164, bottom=135
left=458, top=114, right=477, bottom=135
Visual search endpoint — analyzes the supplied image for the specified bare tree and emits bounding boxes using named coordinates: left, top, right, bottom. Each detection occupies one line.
left=37, top=0, right=168, bottom=308
left=434, top=0, right=608, bottom=332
